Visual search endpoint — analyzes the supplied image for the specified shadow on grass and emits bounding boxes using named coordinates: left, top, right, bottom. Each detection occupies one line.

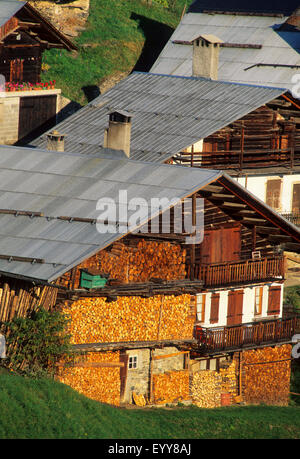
left=131, top=13, right=174, bottom=72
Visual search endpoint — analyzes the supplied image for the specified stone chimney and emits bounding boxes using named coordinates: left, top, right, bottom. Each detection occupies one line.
left=103, top=110, right=132, bottom=158
left=46, top=130, right=65, bottom=152
left=192, top=34, right=223, bottom=80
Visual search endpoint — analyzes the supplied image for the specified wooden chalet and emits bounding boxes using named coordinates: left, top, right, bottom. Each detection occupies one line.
left=0, top=0, right=76, bottom=84
left=0, top=145, right=299, bottom=407
left=0, top=1, right=76, bottom=145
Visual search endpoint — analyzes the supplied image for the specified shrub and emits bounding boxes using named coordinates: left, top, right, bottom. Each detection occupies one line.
left=1, top=308, right=72, bottom=377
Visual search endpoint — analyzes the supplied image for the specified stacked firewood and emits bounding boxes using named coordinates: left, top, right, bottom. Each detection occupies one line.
left=98, top=240, right=186, bottom=283
left=62, top=294, right=194, bottom=344
left=219, top=360, right=238, bottom=399
left=242, top=345, right=292, bottom=406
left=152, top=370, right=190, bottom=404
left=57, top=351, right=121, bottom=406
left=190, top=370, right=222, bottom=408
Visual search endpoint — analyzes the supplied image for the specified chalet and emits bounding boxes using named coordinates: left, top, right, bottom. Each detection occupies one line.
left=0, top=0, right=76, bottom=144
left=150, top=0, right=300, bottom=91
left=31, top=72, right=300, bottom=223
left=0, top=144, right=299, bottom=407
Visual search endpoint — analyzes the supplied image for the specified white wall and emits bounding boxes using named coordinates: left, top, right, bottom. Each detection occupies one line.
left=236, top=174, right=300, bottom=213
left=197, top=282, right=283, bottom=329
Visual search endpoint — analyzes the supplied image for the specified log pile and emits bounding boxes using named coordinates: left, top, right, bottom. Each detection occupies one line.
left=98, top=240, right=187, bottom=283
left=0, top=278, right=57, bottom=325
left=152, top=370, right=190, bottom=404
left=242, top=345, right=292, bottom=406
left=190, top=370, right=222, bottom=408
left=58, top=239, right=187, bottom=288
left=62, top=294, right=194, bottom=344
left=57, top=351, right=121, bottom=406
left=219, top=360, right=238, bottom=400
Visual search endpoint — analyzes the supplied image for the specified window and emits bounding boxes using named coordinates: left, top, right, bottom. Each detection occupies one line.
left=254, top=287, right=263, bottom=316
left=128, top=355, right=138, bottom=369
left=197, top=294, right=206, bottom=322
left=266, top=179, right=282, bottom=210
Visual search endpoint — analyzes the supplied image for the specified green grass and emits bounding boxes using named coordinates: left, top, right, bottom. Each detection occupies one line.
left=0, top=372, right=300, bottom=439
left=41, top=0, right=192, bottom=105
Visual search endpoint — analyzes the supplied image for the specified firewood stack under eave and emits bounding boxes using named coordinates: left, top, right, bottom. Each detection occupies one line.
left=62, top=294, right=195, bottom=345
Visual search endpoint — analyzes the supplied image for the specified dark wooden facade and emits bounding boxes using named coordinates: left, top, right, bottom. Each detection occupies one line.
left=174, top=95, right=300, bottom=172
left=0, top=2, right=76, bottom=84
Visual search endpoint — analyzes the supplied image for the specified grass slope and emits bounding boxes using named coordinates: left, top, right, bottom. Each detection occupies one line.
left=0, top=372, right=300, bottom=439
left=42, top=0, right=192, bottom=105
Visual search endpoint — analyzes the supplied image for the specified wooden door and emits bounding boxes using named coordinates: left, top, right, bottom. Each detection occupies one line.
left=200, top=225, right=241, bottom=264
left=267, top=286, right=281, bottom=316
left=18, top=95, right=57, bottom=142
left=227, top=290, right=244, bottom=326
left=292, top=184, right=300, bottom=213
left=10, top=58, right=24, bottom=82
left=266, top=179, right=282, bottom=210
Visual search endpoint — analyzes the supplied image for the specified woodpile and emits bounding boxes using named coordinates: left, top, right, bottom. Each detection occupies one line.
left=242, top=345, right=292, bottom=406
left=58, top=239, right=187, bottom=289
left=57, top=351, right=121, bottom=406
left=219, top=360, right=238, bottom=400
left=98, top=240, right=186, bottom=283
left=62, top=294, right=194, bottom=344
left=191, top=370, right=222, bottom=408
left=0, top=278, right=57, bottom=326
left=152, top=370, right=190, bottom=404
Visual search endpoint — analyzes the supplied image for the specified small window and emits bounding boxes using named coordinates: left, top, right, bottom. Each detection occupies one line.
left=128, top=355, right=138, bottom=369
left=254, top=287, right=263, bottom=316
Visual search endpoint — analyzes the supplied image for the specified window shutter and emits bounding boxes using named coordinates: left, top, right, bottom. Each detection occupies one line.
left=267, top=286, right=281, bottom=315
left=210, top=292, right=220, bottom=324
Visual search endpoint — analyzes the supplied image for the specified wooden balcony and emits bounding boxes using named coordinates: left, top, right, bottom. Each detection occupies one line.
left=280, top=212, right=300, bottom=227
left=187, top=256, right=284, bottom=288
left=175, top=147, right=300, bottom=171
left=194, top=316, right=300, bottom=354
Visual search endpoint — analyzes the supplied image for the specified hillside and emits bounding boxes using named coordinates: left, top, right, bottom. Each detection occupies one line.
left=0, top=371, right=299, bottom=439
left=37, top=0, right=192, bottom=105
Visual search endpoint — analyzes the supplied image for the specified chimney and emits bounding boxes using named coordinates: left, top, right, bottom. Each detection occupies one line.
left=103, top=110, right=132, bottom=158
left=280, top=8, right=300, bottom=31
left=46, top=130, right=65, bottom=152
left=192, top=34, right=223, bottom=80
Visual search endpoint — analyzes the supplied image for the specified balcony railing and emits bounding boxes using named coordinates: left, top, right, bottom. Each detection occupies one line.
left=280, top=212, right=300, bottom=226
left=187, top=256, right=284, bottom=288
left=194, top=316, right=300, bottom=353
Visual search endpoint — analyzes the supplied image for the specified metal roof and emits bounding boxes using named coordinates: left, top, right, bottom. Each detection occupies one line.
left=0, top=144, right=221, bottom=282
left=0, top=0, right=25, bottom=27
left=150, top=11, right=300, bottom=91
left=188, top=0, right=300, bottom=15
left=31, top=72, right=285, bottom=162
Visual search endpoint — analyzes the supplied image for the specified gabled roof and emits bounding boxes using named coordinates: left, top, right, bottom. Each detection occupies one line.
left=30, top=72, right=285, bottom=163
left=150, top=9, right=300, bottom=91
left=0, top=0, right=76, bottom=51
left=0, top=144, right=300, bottom=284
left=188, top=0, right=300, bottom=16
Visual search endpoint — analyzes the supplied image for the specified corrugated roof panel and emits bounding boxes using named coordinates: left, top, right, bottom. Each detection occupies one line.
left=150, top=11, right=300, bottom=90
left=31, top=72, right=285, bottom=162
left=0, top=145, right=225, bottom=281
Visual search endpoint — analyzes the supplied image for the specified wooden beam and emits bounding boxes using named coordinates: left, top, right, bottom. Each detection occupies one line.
left=220, top=202, right=248, bottom=209
left=203, top=185, right=224, bottom=193
left=152, top=351, right=189, bottom=360
left=281, top=242, right=300, bottom=252
left=256, top=226, right=282, bottom=235
left=58, top=361, right=125, bottom=368
left=267, top=235, right=294, bottom=243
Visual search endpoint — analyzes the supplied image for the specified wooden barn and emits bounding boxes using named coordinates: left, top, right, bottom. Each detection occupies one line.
left=0, top=144, right=299, bottom=407
left=0, top=0, right=75, bottom=84
left=0, top=0, right=76, bottom=145
left=30, top=72, right=300, bottom=223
